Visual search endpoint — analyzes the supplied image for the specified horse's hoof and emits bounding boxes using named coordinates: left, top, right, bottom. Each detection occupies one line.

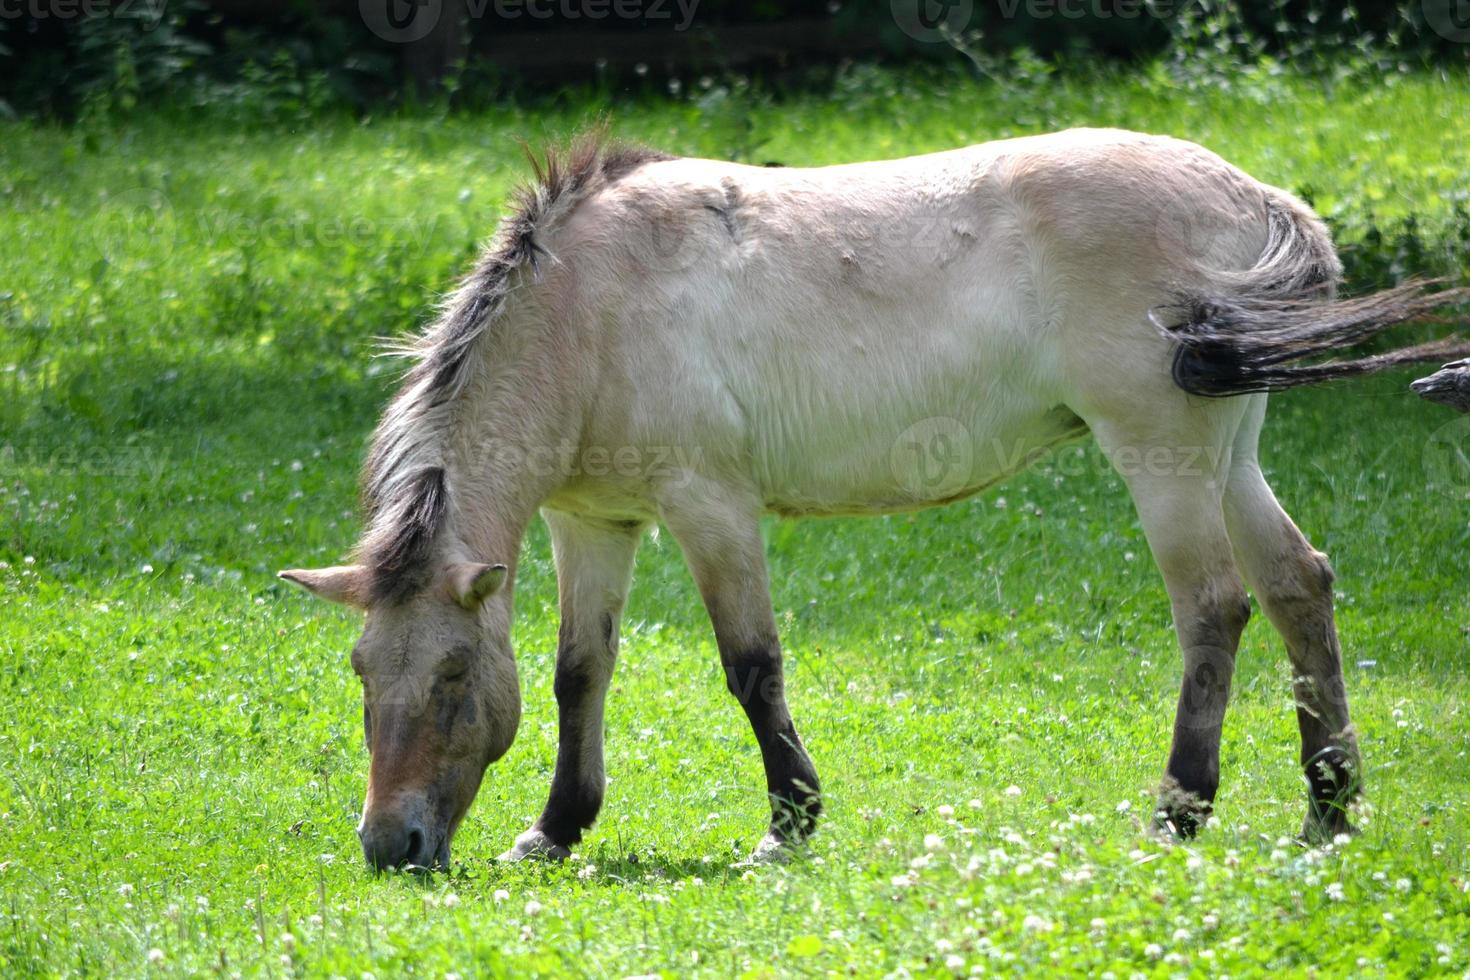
left=497, top=829, right=572, bottom=862
left=1154, top=780, right=1212, bottom=839
left=733, top=833, right=797, bottom=867
left=1301, top=745, right=1361, bottom=844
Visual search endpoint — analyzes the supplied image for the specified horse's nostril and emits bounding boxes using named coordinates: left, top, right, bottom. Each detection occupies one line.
left=361, top=816, right=426, bottom=871
left=405, top=827, right=425, bottom=866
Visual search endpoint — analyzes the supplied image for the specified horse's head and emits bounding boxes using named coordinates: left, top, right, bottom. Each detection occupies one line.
left=278, top=561, right=520, bottom=871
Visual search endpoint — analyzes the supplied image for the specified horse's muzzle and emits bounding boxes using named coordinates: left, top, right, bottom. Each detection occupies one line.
left=358, top=810, right=440, bottom=871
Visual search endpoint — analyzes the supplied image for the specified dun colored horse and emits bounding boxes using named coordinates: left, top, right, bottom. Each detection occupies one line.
left=281, top=128, right=1468, bottom=869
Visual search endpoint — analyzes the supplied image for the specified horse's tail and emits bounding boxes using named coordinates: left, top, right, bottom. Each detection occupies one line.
left=1163, top=191, right=1470, bottom=397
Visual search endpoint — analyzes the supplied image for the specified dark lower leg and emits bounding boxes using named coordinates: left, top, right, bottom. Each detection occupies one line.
left=722, top=644, right=821, bottom=841
left=1285, top=603, right=1359, bottom=839
left=533, top=650, right=612, bottom=846
left=1159, top=594, right=1248, bottom=836
left=1225, top=477, right=1360, bottom=840
left=502, top=512, right=639, bottom=861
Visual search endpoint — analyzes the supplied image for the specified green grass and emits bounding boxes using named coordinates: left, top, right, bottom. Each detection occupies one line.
left=3, top=64, right=1470, bottom=976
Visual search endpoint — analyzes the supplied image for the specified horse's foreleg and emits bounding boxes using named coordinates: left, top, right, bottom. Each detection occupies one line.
left=499, top=510, right=643, bottom=861
left=658, top=477, right=821, bottom=863
left=1093, top=418, right=1251, bottom=837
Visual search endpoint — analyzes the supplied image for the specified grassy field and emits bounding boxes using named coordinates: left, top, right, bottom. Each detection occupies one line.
left=3, top=64, right=1470, bottom=976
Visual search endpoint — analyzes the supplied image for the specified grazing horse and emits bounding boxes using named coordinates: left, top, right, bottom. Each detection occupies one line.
left=280, top=128, right=1469, bottom=870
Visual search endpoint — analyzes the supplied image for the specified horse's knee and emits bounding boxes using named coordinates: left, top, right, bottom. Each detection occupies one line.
left=1181, top=575, right=1251, bottom=652
left=553, top=647, right=613, bottom=705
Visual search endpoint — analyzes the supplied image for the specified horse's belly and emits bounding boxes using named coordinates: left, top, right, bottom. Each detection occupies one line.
left=752, top=398, right=1087, bottom=517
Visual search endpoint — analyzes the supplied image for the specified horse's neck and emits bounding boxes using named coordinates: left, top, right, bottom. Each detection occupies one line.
left=437, top=347, right=571, bottom=569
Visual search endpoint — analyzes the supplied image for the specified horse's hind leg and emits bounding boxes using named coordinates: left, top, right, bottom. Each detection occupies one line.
left=1090, top=414, right=1252, bottom=836
left=1222, top=396, right=1360, bottom=842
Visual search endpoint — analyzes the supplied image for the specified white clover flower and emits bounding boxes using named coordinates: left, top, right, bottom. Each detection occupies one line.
left=937, top=804, right=955, bottom=818
left=1022, top=914, right=1050, bottom=932
left=443, top=893, right=460, bottom=908
left=118, top=883, right=134, bottom=897
left=924, top=833, right=946, bottom=852
left=1115, top=800, right=1132, bottom=815
left=1144, top=943, right=1163, bottom=960
left=1326, top=882, right=1345, bottom=902
left=195, top=896, right=208, bottom=910
left=147, top=948, right=164, bottom=964
left=945, top=954, right=965, bottom=972
left=524, top=900, right=543, bottom=916
left=1089, top=917, right=1106, bottom=931
left=493, top=889, right=510, bottom=903
left=281, top=933, right=296, bottom=951
left=1172, top=928, right=1191, bottom=943
left=1004, top=785, right=1022, bottom=797
left=1333, top=833, right=1353, bottom=848
left=577, top=864, right=597, bottom=880
left=1395, top=878, right=1412, bottom=893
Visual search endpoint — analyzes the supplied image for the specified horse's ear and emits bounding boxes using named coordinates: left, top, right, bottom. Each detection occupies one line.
left=446, top=562, right=507, bottom=610
left=278, top=565, right=369, bottom=608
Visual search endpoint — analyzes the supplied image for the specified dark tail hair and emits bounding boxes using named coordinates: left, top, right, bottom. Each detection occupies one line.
left=1162, top=199, right=1470, bottom=397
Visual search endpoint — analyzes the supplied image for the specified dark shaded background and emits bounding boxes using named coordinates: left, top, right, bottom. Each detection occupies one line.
left=4, top=0, right=1468, bottom=119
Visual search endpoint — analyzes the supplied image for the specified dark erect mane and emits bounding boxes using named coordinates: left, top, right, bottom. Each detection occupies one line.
left=356, top=129, right=674, bottom=602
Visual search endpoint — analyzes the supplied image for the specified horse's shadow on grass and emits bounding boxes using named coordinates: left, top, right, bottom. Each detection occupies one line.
left=433, top=848, right=785, bottom=888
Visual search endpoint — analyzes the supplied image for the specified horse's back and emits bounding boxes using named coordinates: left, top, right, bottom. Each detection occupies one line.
left=548, top=129, right=1291, bottom=513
